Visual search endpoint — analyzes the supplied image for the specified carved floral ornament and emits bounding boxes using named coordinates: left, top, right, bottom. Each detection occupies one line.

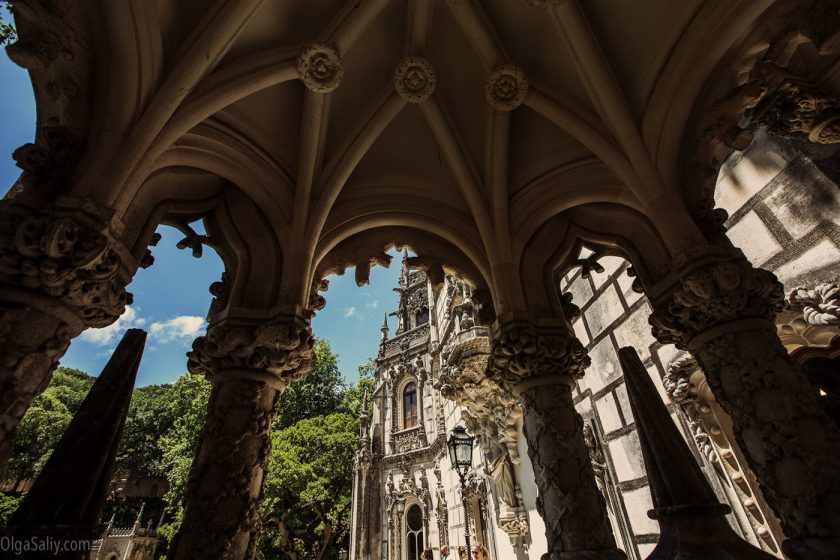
left=649, top=250, right=784, bottom=349
left=752, top=80, right=840, bottom=145
left=0, top=202, right=131, bottom=328
left=394, top=56, right=436, bottom=103
left=485, top=65, right=529, bottom=111
left=187, top=318, right=314, bottom=389
left=297, top=43, right=344, bottom=93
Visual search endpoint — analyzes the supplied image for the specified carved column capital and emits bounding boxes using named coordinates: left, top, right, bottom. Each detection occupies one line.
left=487, top=321, right=589, bottom=390
left=0, top=201, right=132, bottom=329
left=187, top=315, right=314, bottom=391
left=649, top=250, right=784, bottom=349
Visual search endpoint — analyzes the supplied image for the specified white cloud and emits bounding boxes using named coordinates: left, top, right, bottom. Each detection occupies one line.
left=365, top=299, right=379, bottom=310
left=79, top=306, right=147, bottom=346
left=149, top=316, right=206, bottom=343
left=343, top=307, right=359, bottom=318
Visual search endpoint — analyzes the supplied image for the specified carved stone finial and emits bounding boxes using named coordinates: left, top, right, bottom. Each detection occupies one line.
left=485, top=65, right=529, bottom=111
left=394, top=56, right=436, bottom=103
left=649, top=251, right=784, bottom=349
left=187, top=317, right=314, bottom=389
left=663, top=355, right=698, bottom=404
left=297, top=43, right=344, bottom=93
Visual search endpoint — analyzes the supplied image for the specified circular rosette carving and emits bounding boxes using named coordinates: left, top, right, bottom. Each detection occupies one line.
left=394, top=56, right=436, bottom=103
left=485, top=65, right=529, bottom=111
left=297, top=43, right=343, bottom=93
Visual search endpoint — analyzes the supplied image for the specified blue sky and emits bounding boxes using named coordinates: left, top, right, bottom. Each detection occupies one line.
left=0, top=44, right=400, bottom=386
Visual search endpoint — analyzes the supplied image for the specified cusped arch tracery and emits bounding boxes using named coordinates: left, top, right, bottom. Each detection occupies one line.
left=518, top=202, right=672, bottom=320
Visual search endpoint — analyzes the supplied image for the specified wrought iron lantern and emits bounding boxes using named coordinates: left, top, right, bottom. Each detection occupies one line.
left=395, top=496, right=406, bottom=515
left=448, top=426, right=475, bottom=560
left=447, top=425, right=475, bottom=476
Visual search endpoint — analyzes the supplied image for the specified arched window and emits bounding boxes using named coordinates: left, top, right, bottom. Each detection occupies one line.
left=405, top=504, right=424, bottom=560
left=403, top=382, right=418, bottom=428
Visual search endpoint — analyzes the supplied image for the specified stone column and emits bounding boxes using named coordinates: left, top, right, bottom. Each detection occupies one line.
left=649, top=249, right=840, bottom=560
left=170, top=315, right=313, bottom=560
left=488, top=322, right=625, bottom=560
left=0, top=201, right=131, bottom=468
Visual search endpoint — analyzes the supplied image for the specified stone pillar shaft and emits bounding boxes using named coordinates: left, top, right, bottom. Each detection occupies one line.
left=518, top=376, right=619, bottom=555
left=650, top=250, right=840, bottom=559
left=489, top=323, right=625, bottom=560
left=170, top=315, right=313, bottom=560
left=170, top=377, right=280, bottom=560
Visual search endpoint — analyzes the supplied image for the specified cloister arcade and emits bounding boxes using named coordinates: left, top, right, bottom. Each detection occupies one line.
left=0, top=1, right=838, bottom=558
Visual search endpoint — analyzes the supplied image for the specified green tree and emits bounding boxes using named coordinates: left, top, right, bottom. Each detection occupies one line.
left=0, top=492, right=22, bottom=527
left=258, top=413, right=358, bottom=560
left=0, top=1, right=15, bottom=47
left=156, top=374, right=212, bottom=543
left=274, top=340, right=345, bottom=430
left=339, top=359, right=375, bottom=417
left=3, top=367, right=94, bottom=489
left=118, top=383, right=179, bottom=477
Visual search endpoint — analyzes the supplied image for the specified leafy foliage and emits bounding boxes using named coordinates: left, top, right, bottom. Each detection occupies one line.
left=3, top=368, right=94, bottom=489
left=156, top=373, right=212, bottom=539
left=0, top=1, right=15, bottom=47
left=118, top=383, right=181, bottom=477
left=0, top=492, right=22, bottom=527
left=258, top=413, right=358, bottom=560
left=274, top=340, right=345, bottom=430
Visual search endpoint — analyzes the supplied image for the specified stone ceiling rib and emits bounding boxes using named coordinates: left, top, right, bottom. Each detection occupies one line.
left=407, top=0, right=435, bottom=55
left=291, top=92, right=331, bottom=249
left=418, top=98, right=495, bottom=260
left=549, top=0, right=664, bottom=198
left=309, top=89, right=408, bottom=249
left=524, top=88, right=641, bottom=193
left=318, top=0, right=391, bottom=54
left=444, top=0, right=509, bottom=69
left=86, top=0, right=267, bottom=206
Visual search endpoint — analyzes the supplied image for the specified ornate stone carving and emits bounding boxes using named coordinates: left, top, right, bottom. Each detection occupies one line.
left=649, top=251, right=784, bottom=349
left=663, top=356, right=718, bottom=465
left=788, top=282, right=840, bottom=325
left=582, top=423, right=608, bottom=497
left=394, top=56, right=436, bottom=103
left=754, top=81, right=840, bottom=144
left=0, top=204, right=131, bottom=327
left=487, top=322, right=589, bottom=388
left=297, top=43, right=343, bottom=93
left=392, top=427, right=427, bottom=454
left=383, top=323, right=429, bottom=356
left=187, top=317, right=314, bottom=388
left=433, top=464, right=449, bottom=546
left=485, top=65, right=529, bottom=111
left=12, top=125, right=77, bottom=180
